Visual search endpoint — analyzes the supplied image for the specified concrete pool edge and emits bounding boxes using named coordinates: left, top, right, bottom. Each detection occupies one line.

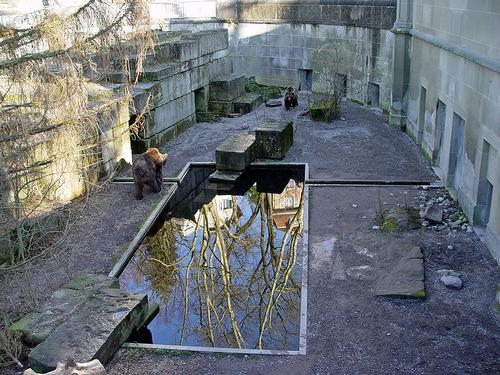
left=111, top=161, right=310, bottom=355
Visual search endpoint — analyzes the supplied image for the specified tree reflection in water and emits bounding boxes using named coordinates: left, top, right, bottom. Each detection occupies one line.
left=122, top=180, right=305, bottom=350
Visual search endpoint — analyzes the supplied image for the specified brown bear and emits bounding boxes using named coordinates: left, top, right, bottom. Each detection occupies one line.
left=284, top=86, right=298, bottom=110
left=132, top=148, right=168, bottom=200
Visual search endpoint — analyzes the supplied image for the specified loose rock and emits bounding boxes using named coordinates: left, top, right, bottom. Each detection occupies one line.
left=441, top=275, right=463, bottom=290
left=265, top=98, right=282, bottom=107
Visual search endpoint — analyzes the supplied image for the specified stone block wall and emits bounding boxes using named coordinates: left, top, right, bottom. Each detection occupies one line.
left=209, top=1, right=396, bottom=111
left=228, top=22, right=394, bottom=110
left=126, top=28, right=231, bottom=151
left=402, top=0, right=500, bottom=261
left=164, top=1, right=397, bottom=111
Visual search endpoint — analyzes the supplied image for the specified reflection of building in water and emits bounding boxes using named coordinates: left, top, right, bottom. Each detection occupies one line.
left=197, top=195, right=235, bottom=229
left=272, top=180, right=303, bottom=231
left=171, top=196, right=240, bottom=234
left=171, top=218, right=196, bottom=237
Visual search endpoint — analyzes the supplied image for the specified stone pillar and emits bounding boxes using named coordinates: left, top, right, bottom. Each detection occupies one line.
left=389, top=0, right=413, bottom=130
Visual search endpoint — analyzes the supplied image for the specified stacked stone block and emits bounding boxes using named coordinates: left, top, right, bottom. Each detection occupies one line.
left=107, top=28, right=232, bottom=152
left=209, top=74, right=263, bottom=115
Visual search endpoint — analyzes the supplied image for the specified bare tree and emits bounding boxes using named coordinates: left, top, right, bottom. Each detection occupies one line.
left=0, top=0, right=153, bottom=269
left=310, top=34, right=356, bottom=121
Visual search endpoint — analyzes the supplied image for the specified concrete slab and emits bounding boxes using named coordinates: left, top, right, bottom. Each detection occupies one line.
left=375, top=243, right=425, bottom=298
left=10, top=274, right=119, bottom=346
left=209, top=74, right=246, bottom=101
left=233, top=92, right=263, bottom=114
left=28, top=288, right=148, bottom=373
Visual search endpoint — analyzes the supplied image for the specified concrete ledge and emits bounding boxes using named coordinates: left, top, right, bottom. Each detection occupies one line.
left=233, top=92, right=263, bottom=114
left=405, top=28, right=500, bottom=74
left=217, top=0, right=397, bottom=29
left=132, top=113, right=197, bottom=153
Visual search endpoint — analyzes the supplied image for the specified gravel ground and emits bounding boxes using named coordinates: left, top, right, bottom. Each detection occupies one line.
left=1, top=99, right=498, bottom=374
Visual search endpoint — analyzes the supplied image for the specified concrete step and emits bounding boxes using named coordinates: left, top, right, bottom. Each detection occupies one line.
left=233, top=92, right=263, bottom=114
left=209, top=74, right=246, bottom=101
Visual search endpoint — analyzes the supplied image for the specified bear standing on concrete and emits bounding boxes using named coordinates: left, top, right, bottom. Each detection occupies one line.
left=284, top=86, right=298, bottom=110
left=132, top=148, right=168, bottom=200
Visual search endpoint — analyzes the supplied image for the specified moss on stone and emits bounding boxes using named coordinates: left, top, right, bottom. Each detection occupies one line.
left=245, top=76, right=282, bottom=101
left=421, top=147, right=432, bottom=165
left=414, top=289, right=426, bottom=299
left=381, top=219, right=400, bottom=231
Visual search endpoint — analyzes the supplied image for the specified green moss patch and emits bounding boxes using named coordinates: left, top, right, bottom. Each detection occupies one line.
left=245, top=76, right=282, bottom=101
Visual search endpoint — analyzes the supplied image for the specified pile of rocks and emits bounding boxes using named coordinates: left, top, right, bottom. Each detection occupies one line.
left=416, top=186, right=473, bottom=233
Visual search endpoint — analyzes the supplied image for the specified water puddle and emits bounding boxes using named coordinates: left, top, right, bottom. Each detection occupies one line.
left=119, top=165, right=308, bottom=352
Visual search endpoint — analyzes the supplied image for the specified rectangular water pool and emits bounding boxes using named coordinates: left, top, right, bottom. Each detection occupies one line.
left=117, top=163, right=308, bottom=354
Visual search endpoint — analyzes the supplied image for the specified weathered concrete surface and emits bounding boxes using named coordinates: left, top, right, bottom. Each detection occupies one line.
left=233, top=92, right=263, bottom=114
left=10, top=274, right=119, bottom=346
left=28, top=287, right=148, bottom=372
left=2, top=96, right=499, bottom=375
left=209, top=74, right=246, bottom=101
left=402, top=1, right=500, bottom=262
left=209, top=169, right=243, bottom=183
left=215, top=132, right=256, bottom=171
left=106, top=185, right=500, bottom=375
left=125, top=28, right=231, bottom=151
left=255, top=120, right=293, bottom=159
left=375, top=243, right=425, bottom=298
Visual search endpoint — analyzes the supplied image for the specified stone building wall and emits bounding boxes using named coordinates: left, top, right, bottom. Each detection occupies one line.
left=397, top=0, right=500, bottom=260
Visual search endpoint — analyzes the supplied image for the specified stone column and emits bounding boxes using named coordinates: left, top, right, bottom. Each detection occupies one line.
left=389, top=0, right=413, bottom=130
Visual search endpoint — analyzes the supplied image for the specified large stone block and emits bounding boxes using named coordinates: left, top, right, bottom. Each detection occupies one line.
left=216, top=132, right=257, bottom=171
left=375, top=244, right=425, bottom=299
left=10, top=274, right=119, bottom=346
left=233, top=92, right=263, bottom=114
left=131, top=113, right=197, bottom=153
left=189, top=29, right=229, bottom=56
left=208, top=99, right=233, bottom=115
left=134, top=70, right=192, bottom=110
left=191, top=64, right=210, bottom=91
left=141, top=93, right=195, bottom=138
left=160, top=39, right=200, bottom=62
left=142, top=61, right=191, bottom=82
left=209, top=74, right=246, bottom=101
left=255, top=120, right=294, bottom=160
left=208, top=56, right=233, bottom=78
left=28, top=288, right=148, bottom=372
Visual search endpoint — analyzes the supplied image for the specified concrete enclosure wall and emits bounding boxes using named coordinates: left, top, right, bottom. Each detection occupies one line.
left=220, top=0, right=397, bottom=111
left=164, top=1, right=398, bottom=111
left=401, top=0, right=500, bottom=260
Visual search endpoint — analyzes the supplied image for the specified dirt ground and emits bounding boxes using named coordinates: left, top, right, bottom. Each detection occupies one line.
left=1, top=99, right=498, bottom=374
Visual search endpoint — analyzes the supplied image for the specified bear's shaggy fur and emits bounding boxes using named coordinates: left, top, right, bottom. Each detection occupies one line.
left=284, top=86, right=298, bottom=110
left=132, top=148, right=168, bottom=200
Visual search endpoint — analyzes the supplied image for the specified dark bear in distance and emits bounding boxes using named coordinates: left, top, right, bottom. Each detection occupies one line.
left=132, top=148, right=168, bottom=200
left=284, top=86, right=298, bottom=110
